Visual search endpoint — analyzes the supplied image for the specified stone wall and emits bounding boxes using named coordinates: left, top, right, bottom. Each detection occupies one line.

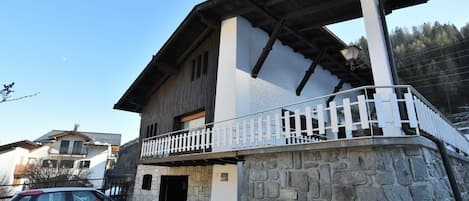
left=132, top=165, right=213, bottom=201
left=240, top=144, right=469, bottom=201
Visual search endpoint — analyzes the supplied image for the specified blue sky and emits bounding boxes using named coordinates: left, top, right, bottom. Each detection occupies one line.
left=1, top=0, right=468, bottom=145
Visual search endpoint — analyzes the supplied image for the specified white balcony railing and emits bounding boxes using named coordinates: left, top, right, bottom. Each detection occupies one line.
left=141, top=85, right=469, bottom=159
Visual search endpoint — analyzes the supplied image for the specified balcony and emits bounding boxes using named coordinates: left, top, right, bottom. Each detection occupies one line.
left=14, top=164, right=26, bottom=176
left=140, top=86, right=469, bottom=162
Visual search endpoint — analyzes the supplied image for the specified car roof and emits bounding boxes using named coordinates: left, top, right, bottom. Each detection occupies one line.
left=21, top=187, right=97, bottom=194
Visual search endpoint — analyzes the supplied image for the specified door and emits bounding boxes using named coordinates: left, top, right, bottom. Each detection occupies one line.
left=159, top=176, right=188, bottom=201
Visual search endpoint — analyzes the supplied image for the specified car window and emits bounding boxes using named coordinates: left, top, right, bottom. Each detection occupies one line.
left=71, top=191, right=102, bottom=201
left=36, top=192, right=65, bottom=201
left=10, top=195, right=33, bottom=201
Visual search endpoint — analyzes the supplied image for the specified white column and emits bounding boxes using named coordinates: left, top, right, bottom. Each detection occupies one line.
left=360, top=0, right=403, bottom=136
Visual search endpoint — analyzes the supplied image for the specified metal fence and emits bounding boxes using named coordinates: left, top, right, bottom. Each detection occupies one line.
left=0, top=176, right=133, bottom=201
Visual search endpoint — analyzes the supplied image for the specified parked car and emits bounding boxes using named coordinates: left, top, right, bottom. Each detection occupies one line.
left=10, top=187, right=114, bottom=201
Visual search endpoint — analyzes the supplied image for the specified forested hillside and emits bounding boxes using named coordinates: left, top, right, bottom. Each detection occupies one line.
left=356, top=22, right=469, bottom=115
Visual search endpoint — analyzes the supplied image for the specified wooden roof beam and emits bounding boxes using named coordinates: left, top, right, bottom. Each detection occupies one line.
left=245, top=0, right=366, bottom=85
left=251, top=19, right=285, bottom=78
left=296, top=50, right=325, bottom=96
left=256, top=0, right=354, bottom=26
left=326, top=79, right=345, bottom=104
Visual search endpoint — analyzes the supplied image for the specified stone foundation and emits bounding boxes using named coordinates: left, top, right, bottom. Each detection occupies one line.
left=240, top=137, right=469, bottom=201
left=132, top=165, right=213, bottom=201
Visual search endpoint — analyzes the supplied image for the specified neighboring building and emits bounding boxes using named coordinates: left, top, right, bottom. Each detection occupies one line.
left=0, top=130, right=121, bottom=195
left=114, top=0, right=469, bottom=201
left=0, top=140, right=39, bottom=193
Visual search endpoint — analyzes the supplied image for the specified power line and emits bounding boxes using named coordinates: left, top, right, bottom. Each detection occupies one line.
left=396, top=53, right=469, bottom=71
left=405, top=70, right=469, bottom=84
left=400, top=65, right=469, bottom=80
left=397, top=49, right=469, bottom=69
left=412, top=78, right=469, bottom=89
left=395, top=38, right=469, bottom=61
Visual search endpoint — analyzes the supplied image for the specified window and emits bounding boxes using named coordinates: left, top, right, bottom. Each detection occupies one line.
left=142, top=174, right=152, bottom=190
left=181, top=111, right=205, bottom=130
left=60, top=160, right=74, bottom=169
left=72, top=141, right=83, bottom=154
left=71, top=191, right=102, bottom=201
left=41, top=159, right=57, bottom=168
left=191, top=51, right=209, bottom=81
left=79, top=160, right=91, bottom=169
left=37, top=192, right=65, bottom=201
left=146, top=122, right=158, bottom=138
left=59, top=140, right=70, bottom=154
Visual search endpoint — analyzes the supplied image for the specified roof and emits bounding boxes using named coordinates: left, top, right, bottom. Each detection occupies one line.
left=114, top=0, right=428, bottom=113
left=35, top=130, right=121, bottom=146
left=0, top=140, right=39, bottom=152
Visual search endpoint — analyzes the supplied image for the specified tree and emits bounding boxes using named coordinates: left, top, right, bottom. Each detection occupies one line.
left=23, top=164, right=90, bottom=189
left=355, top=22, right=469, bottom=114
left=1, top=82, right=39, bottom=103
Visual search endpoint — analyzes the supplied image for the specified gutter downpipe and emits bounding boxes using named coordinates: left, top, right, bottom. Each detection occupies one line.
left=376, top=1, right=463, bottom=200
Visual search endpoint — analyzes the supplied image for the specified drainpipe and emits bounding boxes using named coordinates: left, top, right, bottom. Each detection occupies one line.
left=420, top=133, right=463, bottom=201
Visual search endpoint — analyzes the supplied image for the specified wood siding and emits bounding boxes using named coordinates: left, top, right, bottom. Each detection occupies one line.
left=140, top=31, right=220, bottom=138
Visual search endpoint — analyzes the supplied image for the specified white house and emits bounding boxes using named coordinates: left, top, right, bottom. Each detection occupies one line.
left=0, top=130, right=121, bottom=196
left=114, top=0, right=469, bottom=201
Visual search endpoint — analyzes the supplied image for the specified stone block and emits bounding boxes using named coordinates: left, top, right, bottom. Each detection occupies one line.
left=410, top=157, right=429, bottom=181
left=308, top=181, right=319, bottom=198
left=404, top=147, right=421, bottom=156
left=333, top=171, right=367, bottom=185
left=264, top=159, right=277, bottom=169
left=333, top=185, right=356, bottom=201
left=375, top=171, right=395, bottom=185
left=268, top=170, right=279, bottom=180
left=332, top=162, right=348, bottom=170
left=303, top=151, right=321, bottom=161
left=265, top=182, right=280, bottom=198
left=393, top=157, right=413, bottom=185
left=383, top=185, right=413, bottom=201
left=410, top=183, right=433, bottom=201
left=251, top=170, right=268, bottom=181
left=289, top=171, right=309, bottom=191
left=308, top=168, right=319, bottom=180
left=303, top=161, right=319, bottom=169
left=356, top=186, right=387, bottom=201
left=349, top=151, right=377, bottom=170
left=319, top=164, right=332, bottom=200
left=322, top=150, right=339, bottom=162
left=294, top=152, right=302, bottom=169
left=254, top=182, right=264, bottom=199
left=279, top=189, right=298, bottom=200
left=278, top=152, right=293, bottom=169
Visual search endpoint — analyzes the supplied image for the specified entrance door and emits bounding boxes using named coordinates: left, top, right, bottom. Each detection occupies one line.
left=159, top=176, right=188, bottom=201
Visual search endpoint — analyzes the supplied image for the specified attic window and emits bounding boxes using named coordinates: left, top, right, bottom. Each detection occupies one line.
left=191, top=51, right=208, bottom=81
left=59, top=140, right=70, bottom=154
left=142, top=174, right=152, bottom=190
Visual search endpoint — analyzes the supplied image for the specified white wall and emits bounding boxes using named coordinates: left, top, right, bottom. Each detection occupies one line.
left=0, top=147, right=30, bottom=194
left=214, top=16, right=353, bottom=122
left=210, top=165, right=237, bottom=201
left=85, top=145, right=109, bottom=187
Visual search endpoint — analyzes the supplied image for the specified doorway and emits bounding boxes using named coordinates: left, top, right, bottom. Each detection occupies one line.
left=159, top=176, right=188, bottom=201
